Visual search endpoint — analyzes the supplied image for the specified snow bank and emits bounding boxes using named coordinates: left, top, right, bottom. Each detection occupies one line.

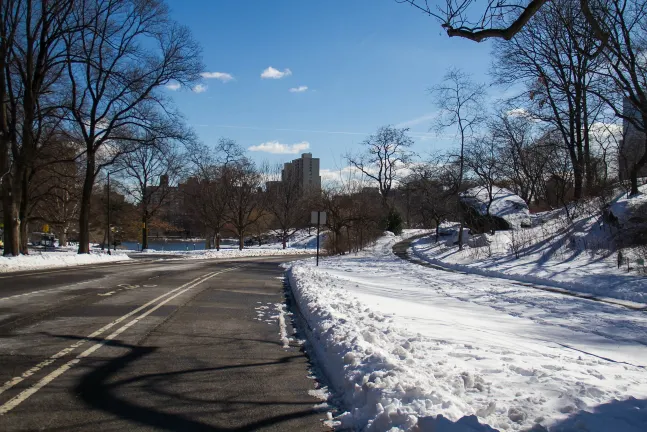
left=0, top=251, right=130, bottom=273
left=287, top=231, right=647, bottom=431
left=136, top=247, right=316, bottom=260
left=460, top=186, right=531, bottom=229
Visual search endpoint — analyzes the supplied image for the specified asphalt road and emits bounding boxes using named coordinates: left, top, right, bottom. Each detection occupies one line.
left=0, top=256, right=329, bottom=431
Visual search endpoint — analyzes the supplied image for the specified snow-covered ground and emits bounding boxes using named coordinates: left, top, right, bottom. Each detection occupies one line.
left=414, top=186, right=647, bottom=305
left=0, top=250, right=130, bottom=273
left=287, top=231, right=647, bottom=431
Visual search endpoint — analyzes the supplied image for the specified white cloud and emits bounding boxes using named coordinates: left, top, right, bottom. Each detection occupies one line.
left=289, top=85, right=308, bottom=93
left=201, top=72, right=234, bottom=82
left=165, top=82, right=181, bottom=91
left=261, top=66, right=292, bottom=79
left=192, top=84, right=208, bottom=93
left=248, top=140, right=310, bottom=154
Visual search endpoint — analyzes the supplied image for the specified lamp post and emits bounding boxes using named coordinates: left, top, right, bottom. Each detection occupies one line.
left=106, top=168, right=125, bottom=255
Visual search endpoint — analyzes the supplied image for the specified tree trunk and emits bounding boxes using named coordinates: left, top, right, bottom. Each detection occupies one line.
left=59, top=228, right=68, bottom=247
left=19, top=218, right=28, bottom=254
left=458, top=220, right=464, bottom=251
left=583, top=96, right=593, bottom=194
left=8, top=197, right=20, bottom=256
left=573, top=161, right=584, bottom=201
left=216, top=230, right=221, bottom=251
left=238, top=233, right=244, bottom=250
left=282, top=232, right=287, bottom=249
left=2, top=190, right=20, bottom=256
left=78, top=154, right=96, bottom=254
left=19, top=172, right=29, bottom=254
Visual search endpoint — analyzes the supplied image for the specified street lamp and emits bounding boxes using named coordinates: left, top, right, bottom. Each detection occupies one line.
left=105, top=168, right=126, bottom=255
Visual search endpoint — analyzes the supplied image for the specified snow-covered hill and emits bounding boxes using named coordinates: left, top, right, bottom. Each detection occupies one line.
left=415, top=186, right=647, bottom=304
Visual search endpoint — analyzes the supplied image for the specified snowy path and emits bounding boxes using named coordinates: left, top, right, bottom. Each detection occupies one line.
left=289, top=233, right=647, bottom=431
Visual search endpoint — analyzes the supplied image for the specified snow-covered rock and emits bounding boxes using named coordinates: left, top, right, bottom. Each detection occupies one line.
left=460, top=186, right=531, bottom=229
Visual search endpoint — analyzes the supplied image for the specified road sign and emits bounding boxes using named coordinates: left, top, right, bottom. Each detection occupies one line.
left=311, top=211, right=326, bottom=225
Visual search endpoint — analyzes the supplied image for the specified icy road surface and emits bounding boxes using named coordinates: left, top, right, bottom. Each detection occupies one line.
left=288, top=233, right=647, bottom=431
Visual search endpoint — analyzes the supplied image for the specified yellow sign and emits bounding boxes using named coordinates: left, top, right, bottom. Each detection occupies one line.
left=43, top=224, right=50, bottom=233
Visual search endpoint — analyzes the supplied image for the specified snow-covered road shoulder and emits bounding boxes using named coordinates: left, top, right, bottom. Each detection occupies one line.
left=0, top=251, right=130, bottom=273
left=287, top=231, right=647, bottom=431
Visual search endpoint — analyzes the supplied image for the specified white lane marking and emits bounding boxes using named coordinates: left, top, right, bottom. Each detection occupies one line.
left=0, top=289, right=53, bottom=302
left=0, top=268, right=236, bottom=415
left=97, top=291, right=116, bottom=297
left=0, top=269, right=235, bottom=398
left=0, top=279, right=103, bottom=302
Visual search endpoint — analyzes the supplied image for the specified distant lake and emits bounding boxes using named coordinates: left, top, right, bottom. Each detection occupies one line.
left=121, top=239, right=243, bottom=251
left=121, top=241, right=206, bottom=251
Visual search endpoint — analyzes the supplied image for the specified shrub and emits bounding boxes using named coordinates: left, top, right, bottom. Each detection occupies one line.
left=383, top=209, right=404, bottom=235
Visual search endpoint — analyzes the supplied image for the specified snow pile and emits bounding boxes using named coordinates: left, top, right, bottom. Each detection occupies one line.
left=460, top=187, right=531, bottom=229
left=287, top=231, right=647, bottom=431
left=198, top=247, right=315, bottom=259
left=0, top=250, right=130, bottom=273
left=137, top=247, right=316, bottom=260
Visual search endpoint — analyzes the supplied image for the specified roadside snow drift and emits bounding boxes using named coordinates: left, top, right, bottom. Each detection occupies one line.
left=287, top=231, right=647, bottom=431
left=0, top=251, right=130, bottom=273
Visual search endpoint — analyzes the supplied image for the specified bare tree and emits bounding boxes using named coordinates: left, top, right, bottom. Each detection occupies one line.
left=115, top=139, right=184, bottom=250
left=1, top=0, right=74, bottom=255
left=396, top=0, right=550, bottom=42
left=405, top=160, right=456, bottom=241
left=29, top=137, right=83, bottom=247
left=346, top=126, right=414, bottom=208
left=431, top=68, right=486, bottom=249
left=464, top=135, right=506, bottom=216
left=267, top=163, right=306, bottom=249
left=226, top=159, right=266, bottom=250
left=492, top=0, right=606, bottom=201
left=63, top=0, right=203, bottom=253
left=587, top=0, right=647, bottom=196
left=490, top=110, right=548, bottom=205
left=185, top=138, right=244, bottom=250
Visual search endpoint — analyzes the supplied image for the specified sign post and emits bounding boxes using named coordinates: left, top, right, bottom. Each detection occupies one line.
left=311, top=211, right=326, bottom=266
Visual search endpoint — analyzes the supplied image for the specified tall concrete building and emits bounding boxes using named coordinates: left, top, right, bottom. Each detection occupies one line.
left=619, top=98, right=647, bottom=181
left=281, top=153, right=321, bottom=192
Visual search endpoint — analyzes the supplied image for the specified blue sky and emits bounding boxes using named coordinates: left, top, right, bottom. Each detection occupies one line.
left=164, top=0, right=495, bottom=175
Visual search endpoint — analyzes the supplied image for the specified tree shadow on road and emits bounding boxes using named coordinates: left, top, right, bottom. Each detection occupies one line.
left=49, top=333, right=327, bottom=431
